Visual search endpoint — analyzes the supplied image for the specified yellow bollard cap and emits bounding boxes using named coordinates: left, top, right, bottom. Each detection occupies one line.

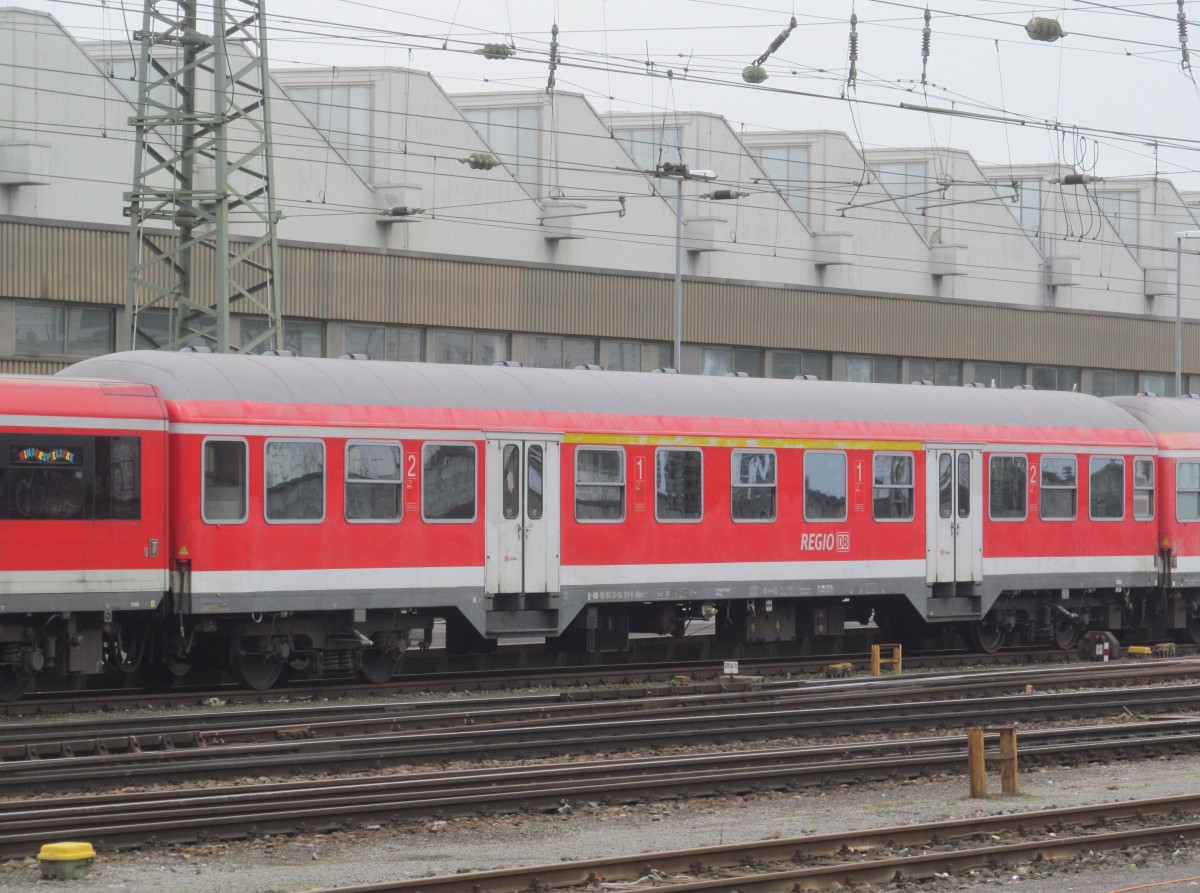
left=37, top=842, right=95, bottom=862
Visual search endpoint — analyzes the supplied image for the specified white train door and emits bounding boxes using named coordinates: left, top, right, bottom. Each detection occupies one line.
left=485, top=437, right=561, bottom=595
left=926, top=446, right=983, bottom=588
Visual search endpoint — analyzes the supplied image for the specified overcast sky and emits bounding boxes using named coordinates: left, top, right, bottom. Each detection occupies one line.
left=19, top=0, right=1200, bottom=190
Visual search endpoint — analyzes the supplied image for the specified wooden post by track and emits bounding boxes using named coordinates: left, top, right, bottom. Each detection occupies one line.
left=870, top=643, right=902, bottom=676
left=968, top=726, right=1018, bottom=798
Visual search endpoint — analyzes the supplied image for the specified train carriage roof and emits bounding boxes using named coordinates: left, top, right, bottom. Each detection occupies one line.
left=1108, top=396, right=1200, bottom=449
left=59, top=351, right=1154, bottom=446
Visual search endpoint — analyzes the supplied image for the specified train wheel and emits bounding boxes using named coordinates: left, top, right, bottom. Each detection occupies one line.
left=359, top=649, right=401, bottom=684
left=1053, top=621, right=1084, bottom=651
left=968, top=621, right=1006, bottom=654
left=0, top=668, right=30, bottom=702
left=229, top=638, right=287, bottom=691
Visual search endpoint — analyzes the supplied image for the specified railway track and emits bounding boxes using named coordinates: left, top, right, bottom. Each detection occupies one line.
left=300, top=793, right=1200, bottom=893
left=2, top=724, right=1200, bottom=859
left=4, top=660, right=1200, bottom=791
left=7, top=644, right=1084, bottom=716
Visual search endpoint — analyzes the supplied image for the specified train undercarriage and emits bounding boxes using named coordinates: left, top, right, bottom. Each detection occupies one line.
left=4, top=584, right=1200, bottom=699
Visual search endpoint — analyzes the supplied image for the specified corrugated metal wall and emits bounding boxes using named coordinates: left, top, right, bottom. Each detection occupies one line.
left=0, top=219, right=1192, bottom=372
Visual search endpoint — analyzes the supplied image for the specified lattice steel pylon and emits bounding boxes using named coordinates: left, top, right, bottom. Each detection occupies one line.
left=124, top=0, right=282, bottom=353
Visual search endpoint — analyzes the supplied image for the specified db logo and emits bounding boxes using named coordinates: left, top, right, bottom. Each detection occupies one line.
left=800, top=532, right=852, bottom=552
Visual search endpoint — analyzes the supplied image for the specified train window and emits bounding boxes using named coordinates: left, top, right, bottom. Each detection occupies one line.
left=202, top=438, right=248, bottom=523
left=732, top=449, right=776, bottom=522
left=872, top=453, right=913, bottom=521
left=502, top=444, right=521, bottom=520
left=1040, top=456, right=1077, bottom=520
left=1177, top=462, right=1200, bottom=521
left=988, top=455, right=1027, bottom=520
left=938, top=453, right=952, bottom=519
left=1089, top=456, right=1125, bottom=521
left=1134, top=458, right=1154, bottom=521
left=957, top=453, right=971, bottom=519
left=527, top=445, right=543, bottom=521
left=345, top=442, right=402, bottom=523
left=575, top=447, right=624, bottom=522
left=0, top=435, right=141, bottom=522
left=265, top=440, right=325, bottom=523
left=804, top=451, right=847, bottom=521
left=656, top=448, right=703, bottom=522
left=422, top=443, right=477, bottom=522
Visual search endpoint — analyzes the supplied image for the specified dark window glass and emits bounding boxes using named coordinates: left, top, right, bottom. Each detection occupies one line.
left=1089, top=456, right=1125, bottom=520
left=527, top=445, right=543, bottom=521
left=656, top=449, right=703, bottom=521
left=203, top=439, right=247, bottom=523
left=1040, top=456, right=1077, bottom=520
left=804, top=451, right=846, bottom=521
left=957, top=453, right=971, bottom=518
left=265, top=440, right=325, bottom=522
left=94, top=436, right=141, bottom=520
left=0, top=435, right=142, bottom=522
left=872, top=453, right=913, bottom=520
left=732, top=450, right=776, bottom=521
left=938, top=452, right=952, bottom=519
left=576, top=447, right=624, bottom=521
left=345, top=442, right=402, bottom=522
left=989, top=455, right=1027, bottom=520
left=422, top=444, right=476, bottom=521
left=502, top=444, right=520, bottom=520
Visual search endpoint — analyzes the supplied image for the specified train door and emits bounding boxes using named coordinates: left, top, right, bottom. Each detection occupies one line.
left=485, top=437, right=561, bottom=595
left=925, top=446, right=983, bottom=591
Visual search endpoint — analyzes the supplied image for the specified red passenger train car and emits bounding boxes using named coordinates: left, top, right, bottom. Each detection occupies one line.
left=0, top=350, right=1191, bottom=697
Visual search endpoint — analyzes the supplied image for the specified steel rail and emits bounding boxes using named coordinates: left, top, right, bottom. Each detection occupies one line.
left=1, top=720, right=1200, bottom=857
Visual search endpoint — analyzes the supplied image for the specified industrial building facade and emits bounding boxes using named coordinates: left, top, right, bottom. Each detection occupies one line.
left=2, top=8, right=1200, bottom=394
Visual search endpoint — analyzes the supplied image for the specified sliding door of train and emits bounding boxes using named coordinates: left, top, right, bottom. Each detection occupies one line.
left=925, top=446, right=983, bottom=589
left=484, top=437, right=561, bottom=595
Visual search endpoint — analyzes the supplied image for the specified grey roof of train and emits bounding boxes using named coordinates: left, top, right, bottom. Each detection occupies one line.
left=1108, top=395, right=1200, bottom=433
left=61, top=351, right=1147, bottom=433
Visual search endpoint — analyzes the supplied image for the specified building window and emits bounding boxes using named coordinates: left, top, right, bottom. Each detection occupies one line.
left=872, top=453, right=913, bottom=521
left=422, top=443, right=477, bottom=522
left=1040, top=456, right=1077, bottom=520
left=770, top=350, right=831, bottom=380
left=1091, top=370, right=1138, bottom=397
left=575, top=447, right=624, bottom=522
left=702, top=347, right=763, bottom=377
left=989, top=455, right=1027, bottom=520
left=1089, top=456, right=1125, bottom=520
left=606, top=340, right=672, bottom=372
left=343, top=324, right=423, bottom=362
left=1178, top=462, right=1200, bottom=521
left=432, top=330, right=509, bottom=365
left=804, top=451, right=847, bottom=521
left=264, top=440, right=325, bottom=523
left=240, top=317, right=325, bottom=357
left=1139, top=372, right=1175, bottom=397
left=463, top=106, right=540, bottom=191
left=731, top=449, right=776, bottom=521
left=288, top=84, right=373, bottom=170
left=1096, top=190, right=1138, bottom=244
left=612, top=127, right=682, bottom=173
left=1032, top=365, right=1080, bottom=392
left=15, top=303, right=113, bottom=358
left=345, top=442, right=402, bottom=522
left=1134, top=457, right=1154, bottom=521
left=995, top=179, right=1041, bottom=235
left=751, top=145, right=809, bottom=220
left=908, top=359, right=961, bottom=386
left=846, top=355, right=900, bottom=383
left=133, top=308, right=173, bottom=350
left=528, top=335, right=598, bottom=369
left=973, top=362, right=1025, bottom=389
left=655, top=448, right=702, bottom=521
left=876, top=160, right=927, bottom=228
left=202, top=438, right=248, bottom=523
